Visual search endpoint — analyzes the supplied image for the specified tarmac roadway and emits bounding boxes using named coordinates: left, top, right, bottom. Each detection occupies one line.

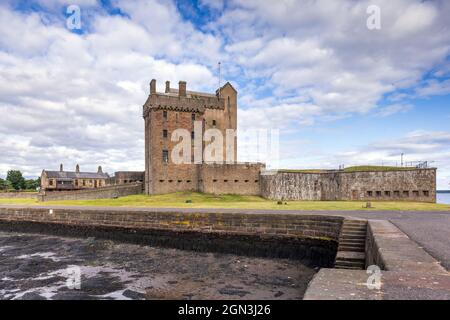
left=1, top=204, right=450, bottom=271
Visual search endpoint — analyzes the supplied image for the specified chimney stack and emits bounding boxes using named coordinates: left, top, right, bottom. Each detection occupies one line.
left=76, top=164, right=80, bottom=173
left=150, top=79, right=156, bottom=95
left=179, top=81, right=186, bottom=97
left=97, top=166, right=103, bottom=174
left=165, top=81, right=170, bottom=93
left=60, top=164, right=63, bottom=172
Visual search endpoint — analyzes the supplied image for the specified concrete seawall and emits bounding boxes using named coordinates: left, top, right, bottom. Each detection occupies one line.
left=304, top=219, right=450, bottom=300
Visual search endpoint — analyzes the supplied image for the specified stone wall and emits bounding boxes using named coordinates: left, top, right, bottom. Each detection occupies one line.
left=0, top=192, right=38, bottom=199
left=261, top=169, right=436, bottom=203
left=0, top=206, right=342, bottom=265
left=199, top=163, right=265, bottom=195
left=0, top=207, right=343, bottom=242
left=38, top=183, right=143, bottom=202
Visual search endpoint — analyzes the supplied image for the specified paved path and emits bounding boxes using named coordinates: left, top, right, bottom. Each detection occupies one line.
left=1, top=205, right=450, bottom=270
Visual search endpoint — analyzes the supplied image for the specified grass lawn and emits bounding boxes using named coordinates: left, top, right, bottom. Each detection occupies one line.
left=0, top=192, right=449, bottom=211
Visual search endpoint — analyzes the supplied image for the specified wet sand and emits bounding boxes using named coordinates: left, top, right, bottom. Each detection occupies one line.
left=0, top=231, right=316, bottom=300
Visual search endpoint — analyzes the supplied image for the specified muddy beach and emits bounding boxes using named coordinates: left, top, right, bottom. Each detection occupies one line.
left=0, top=231, right=316, bottom=300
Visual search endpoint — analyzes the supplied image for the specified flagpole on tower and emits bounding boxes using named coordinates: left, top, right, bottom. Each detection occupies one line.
left=218, top=61, right=221, bottom=99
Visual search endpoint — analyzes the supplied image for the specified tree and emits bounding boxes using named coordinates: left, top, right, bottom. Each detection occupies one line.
left=0, top=178, right=8, bottom=191
left=25, top=179, right=39, bottom=190
left=6, top=170, right=26, bottom=190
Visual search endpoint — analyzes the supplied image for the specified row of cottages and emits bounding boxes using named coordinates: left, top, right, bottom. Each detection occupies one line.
left=41, top=164, right=109, bottom=191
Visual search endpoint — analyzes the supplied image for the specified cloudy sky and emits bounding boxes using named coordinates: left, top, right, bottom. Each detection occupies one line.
left=0, top=0, right=449, bottom=189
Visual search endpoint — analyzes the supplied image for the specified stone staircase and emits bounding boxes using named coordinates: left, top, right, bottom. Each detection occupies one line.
left=334, top=219, right=368, bottom=270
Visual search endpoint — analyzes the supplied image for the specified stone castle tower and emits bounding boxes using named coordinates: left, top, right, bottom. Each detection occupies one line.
left=143, top=79, right=250, bottom=195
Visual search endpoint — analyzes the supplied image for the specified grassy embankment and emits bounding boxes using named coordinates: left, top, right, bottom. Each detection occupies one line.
left=0, top=192, right=448, bottom=211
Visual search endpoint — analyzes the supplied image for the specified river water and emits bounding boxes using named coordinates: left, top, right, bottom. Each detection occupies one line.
left=0, top=231, right=316, bottom=300
left=437, top=193, right=450, bottom=205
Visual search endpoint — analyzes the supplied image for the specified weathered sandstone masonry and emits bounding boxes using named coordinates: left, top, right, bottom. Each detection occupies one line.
left=0, top=192, right=38, bottom=199
left=38, top=183, right=143, bottom=202
left=261, top=168, right=436, bottom=203
left=0, top=206, right=342, bottom=265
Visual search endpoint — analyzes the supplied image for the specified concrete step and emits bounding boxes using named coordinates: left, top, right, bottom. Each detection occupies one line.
left=345, top=220, right=367, bottom=225
left=341, top=234, right=366, bottom=240
left=341, top=228, right=367, bottom=234
left=341, top=231, right=367, bottom=238
left=335, top=259, right=365, bottom=266
left=343, top=225, right=367, bottom=230
left=334, top=265, right=365, bottom=270
left=339, top=239, right=366, bottom=246
left=341, top=230, right=367, bottom=236
left=335, top=260, right=365, bottom=269
left=338, top=246, right=365, bottom=252
left=336, top=251, right=365, bottom=262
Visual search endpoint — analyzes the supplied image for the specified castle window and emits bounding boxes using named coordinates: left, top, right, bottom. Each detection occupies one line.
left=162, top=150, right=169, bottom=163
left=245, top=180, right=249, bottom=183
left=168, top=180, right=173, bottom=183
left=234, top=180, right=239, bottom=183
left=376, top=191, right=382, bottom=197
left=178, top=180, right=182, bottom=183
left=224, top=180, right=228, bottom=182
left=367, top=191, right=373, bottom=197
left=385, top=191, right=391, bottom=197
left=49, top=180, right=53, bottom=186
left=163, top=110, right=168, bottom=119
left=394, top=190, right=400, bottom=197
left=212, top=120, right=216, bottom=126
left=187, top=180, right=191, bottom=183
left=403, top=191, right=409, bottom=197
left=191, top=131, right=195, bottom=139
left=255, top=180, right=259, bottom=183
left=213, top=179, right=217, bottom=182
left=159, top=180, right=164, bottom=183
left=413, top=191, right=419, bottom=197
left=163, top=129, right=168, bottom=138
left=83, top=180, right=86, bottom=186
left=423, top=190, right=430, bottom=197
left=192, top=113, right=196, bottom=121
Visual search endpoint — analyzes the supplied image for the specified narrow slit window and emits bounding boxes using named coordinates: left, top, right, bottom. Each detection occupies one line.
left=162, top=150, right=169, bottom=163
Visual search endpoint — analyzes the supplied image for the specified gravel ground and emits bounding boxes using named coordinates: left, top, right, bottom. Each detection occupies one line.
left=0, top=231, right=316, bottom=300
